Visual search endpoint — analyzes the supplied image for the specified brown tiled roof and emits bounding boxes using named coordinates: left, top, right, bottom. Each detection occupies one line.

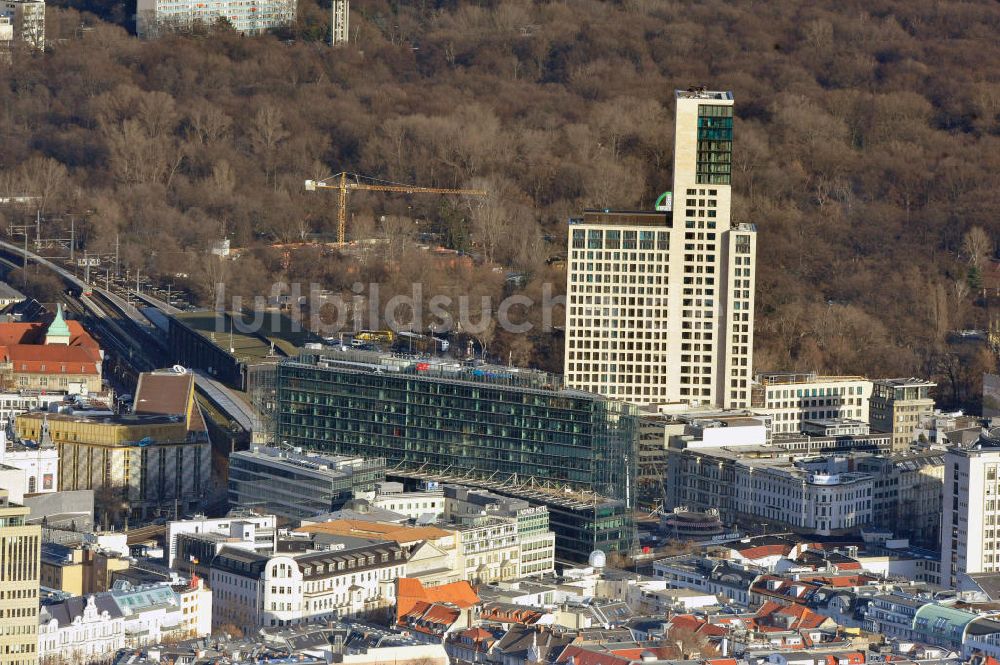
left=134, top=372, right=193, bottom=417
left=296, top=519, right=454, bottom=545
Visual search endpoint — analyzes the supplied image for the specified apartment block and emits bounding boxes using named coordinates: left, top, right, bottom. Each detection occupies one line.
left=227, top=445, right=385, bottom=520
left=443, top=485, right=555, bottom=578
left=38, top=579, right=211, bottom=660
left=0, top=16, right=12, bottom=48
left=856, top=448, right=944, bottom=549
left=165, top=510, right=277, bottom=571
left=0, top=489, right=40, bottom=665
left=210, top=540, right=405, bottom=633
left=564, top=89, right=755, bottom=409
left=136, top=0, right=294, bottom=37
left=370, top=482, right=445, bottom=521
left=870, top=378, right=936, bottom=451
left=0, top=0, right=43, bottom=49
left=667, top=434, right=877, bottom=536
left=941, top=434, right=1000, bottom=587
left=775, top=419, right=891, bottom=456
left=752, top=372, right=873, bottom=434
left=38, top=541, right=130, bottom=596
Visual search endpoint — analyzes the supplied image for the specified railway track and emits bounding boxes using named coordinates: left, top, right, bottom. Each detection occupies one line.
left=0, top=239, right=255, bottom=433
left=0, top=241, right=164, bottom=377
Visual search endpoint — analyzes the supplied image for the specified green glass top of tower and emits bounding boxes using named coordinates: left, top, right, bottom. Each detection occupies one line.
left=696, top=104, right=733, bottom=185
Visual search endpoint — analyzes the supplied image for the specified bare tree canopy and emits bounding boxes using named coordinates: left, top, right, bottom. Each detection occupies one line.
left=1, top=0, right=1000, bottom=398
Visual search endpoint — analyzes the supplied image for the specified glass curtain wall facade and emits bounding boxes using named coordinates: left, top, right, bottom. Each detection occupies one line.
left=696, top=104, right=733, bottom=185
left=276, top=354, right=638, bottom=504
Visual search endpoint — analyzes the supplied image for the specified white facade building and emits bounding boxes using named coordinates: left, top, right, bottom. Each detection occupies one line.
left=136, top=0, right=294, bottom=38
left=942, top=435, right=1000, bottom=587
left=0, top=16, right=12, bottom=45
left=0, top=393, right=60, bottom=428
left=0, top=0, right=43, bottom=49
left=735, top=455, right=874, bottom=535
left=752, top=372, right=873, bottom=434
left=37, top=580, right=210, bottom=661
left=1, top=437, right=58, bottom=496
left=453, top=516, right=520, bottom=584
left=210, top=540, right=405, bottom=634
left=165, top=511, right=276, bottom=569
left=668, top=438, right=875, bottom=536
left=564, top=89, right=755, bottom=408
left=443, top=486, right=555, bottom=579
left=371, top=482, right=445, bottom=521
left=38, top=596, right=126, bottom=664
left=112, top=581, right=209, bottom=647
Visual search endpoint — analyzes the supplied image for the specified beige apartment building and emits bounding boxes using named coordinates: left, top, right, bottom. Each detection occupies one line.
left=870, top=378, right=936, bottom=451
left=0, top=489, right=41, bottom=665
left=564, top=89, right=756, bottom=408
left=752, top=371, right=873, bottom=434
left=0, top=0, right=43, bottom=49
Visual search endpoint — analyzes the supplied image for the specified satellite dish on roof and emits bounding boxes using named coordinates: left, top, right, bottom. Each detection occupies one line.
left=588, top=550, right=606, bottom=569
left=172, top=365, right=187, bottom=374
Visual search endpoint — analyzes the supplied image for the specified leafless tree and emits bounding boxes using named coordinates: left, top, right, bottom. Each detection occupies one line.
left=963, top=226, right=991, bottom=268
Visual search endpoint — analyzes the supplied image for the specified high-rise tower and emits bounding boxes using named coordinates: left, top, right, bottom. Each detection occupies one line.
left=564, top=89, right=756, bottom=408
left=0, top=489, right=40, bottom=665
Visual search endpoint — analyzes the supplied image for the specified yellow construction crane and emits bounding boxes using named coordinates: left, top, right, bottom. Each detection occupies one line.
left=305, top=172, right=487, bottom=244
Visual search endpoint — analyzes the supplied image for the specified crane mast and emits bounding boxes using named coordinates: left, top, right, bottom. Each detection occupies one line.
left=305, top=172, right=487, bottom=244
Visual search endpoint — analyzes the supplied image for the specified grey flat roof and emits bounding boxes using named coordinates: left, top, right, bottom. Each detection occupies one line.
left=675, top=89, right=734, bottom=100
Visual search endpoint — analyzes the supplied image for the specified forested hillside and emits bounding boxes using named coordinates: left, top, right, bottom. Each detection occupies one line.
left=2, top=0, right=1000, bottom=405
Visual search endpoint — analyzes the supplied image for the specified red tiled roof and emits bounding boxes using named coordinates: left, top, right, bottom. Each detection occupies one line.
left=753, top=601, right=829, bottom=631
left=396, top=578, right=479, bottom=622
left=609, top=648, right=678, bottom=661
left=0, top=319, right=102, bottom=376
left=0, top=321, right=99, bottom=349
left=423, top=603, right=461, bottom=624
left=555, top=645, right=632, bottom=665
left=556, top=645, right=680, bottom=665
left=481, top=603, right=545, bottom=625
left=459, top=627, right=495, bottom=641
left=669, top=614, right=727, bottom=637
left=399, top=600, right=462, bottom=636
left=5, top=344, right=99, bottom=361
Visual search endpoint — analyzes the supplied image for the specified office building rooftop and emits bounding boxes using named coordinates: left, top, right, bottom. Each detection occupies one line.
left=675, top=88, right=734, bottom=100
left=236, top=444, right=377, bottom=476
left=290, top=348, right=569, bottom=394
left=876, top=377, right=937, bottom=388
